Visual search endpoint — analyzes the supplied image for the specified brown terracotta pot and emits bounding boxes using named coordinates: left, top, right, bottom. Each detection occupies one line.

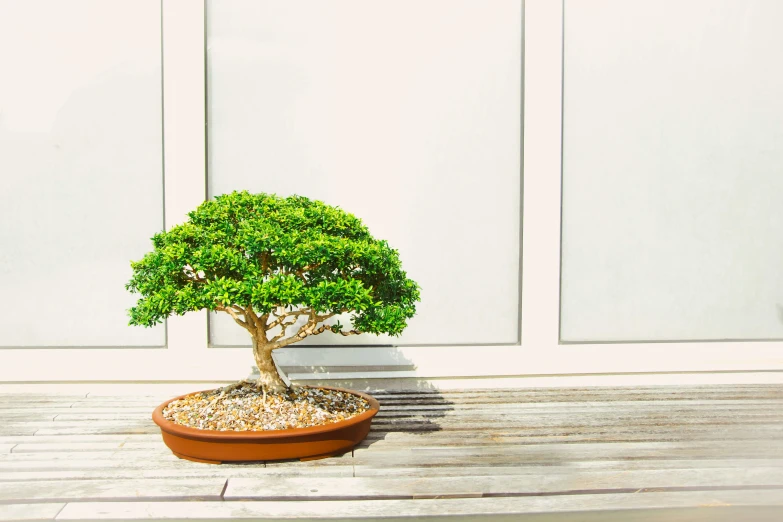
left=151, top=385, right=379, bottom=464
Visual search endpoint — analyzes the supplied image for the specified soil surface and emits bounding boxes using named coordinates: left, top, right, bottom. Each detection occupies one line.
left=162, top=382, right=370, bottom=431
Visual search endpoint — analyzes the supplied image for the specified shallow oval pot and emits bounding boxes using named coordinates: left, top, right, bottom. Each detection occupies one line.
left=152, top=385, right=379, bottom=464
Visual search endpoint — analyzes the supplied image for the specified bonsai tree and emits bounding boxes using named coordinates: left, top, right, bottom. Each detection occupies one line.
left=127, top=191, right=420, bottom=393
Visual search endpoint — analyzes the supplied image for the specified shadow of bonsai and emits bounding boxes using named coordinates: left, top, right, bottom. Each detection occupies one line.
left=279, top=376, right=454, bottom=454
left=363, top=390, right=453, bottom=452
left=228, top=380, right=453, bottom=466
left=231, top=345, right=456, bottom=464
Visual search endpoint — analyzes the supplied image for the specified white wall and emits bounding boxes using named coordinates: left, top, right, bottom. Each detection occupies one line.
left=560, top=0, right=783, bottom=342
left=0, top=0, right=165, bottom=347
left=1, top=0, right=782, bottom=383
left=206, top=0, right=523, bottom=347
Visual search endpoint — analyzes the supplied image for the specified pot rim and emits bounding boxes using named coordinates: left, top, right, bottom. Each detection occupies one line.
left=151, top=385, right=380, bottom=441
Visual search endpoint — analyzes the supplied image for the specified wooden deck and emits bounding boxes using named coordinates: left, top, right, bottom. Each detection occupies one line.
left=1, top=383, right=783, bottom=520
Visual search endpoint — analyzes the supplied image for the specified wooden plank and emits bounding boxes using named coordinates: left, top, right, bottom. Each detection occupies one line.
left=363, top=425, right=783, bottom=442
left=0, top=478, right=227, bottom=503
left=376, top=429, right=783, bottom=444
left=0, top=408, right=152, bottom=415
left=373, top=397, right=783, bottom=407
left=0, top=393, right=85, bottom=399
left=0, top=401, right=72, bottom=414
left=361, top=434, right=779, bottom=447
left=225, top=469, right=783, bottom=501
left=376, top=407, right=783, bottom=418
left=5, top=413, right=155, bottom=428
left=244, top=452, right=354, bottom=471
left=0, top=464, right=353, bottom=482
left=1, top=444, right=172, bottom=459
left=0, top=459, right=204, bottom=473
left=0, top=435, right=160, bottom=444
left=368, top=384, right=783, bottom=392
left=375, top=397, right=783, bottom=409
left=352, top=441, right=783, bottom=467
left=0, top=452, right=171, bottom=468
left=0, top=428, right=38, bottom=436
left=2, top=444, right=352, bottom=461
left=366, top=426, right=770, bottom=439
left=0, top=503, right=65, bottom=521
left=0, top=383, right=219, bottom=395
left=371, top=385, right=783, bottom=394
left=377, top=400, right=783, bottom=411
left=0, top=444, right=15, bottom=453
left=375, top=384, right=783, bottom=391
left=50, top=413, right=151, bottom=422
left=375, top=404, right=783, bottom=415
left=374, top=414, right=783, bottom=425
left=0, top=400, right=77, bottom=408
left=373, top=393, right=783, bottom=404
left=31, top=427, right=159, bottom=436
left=358, top=439, right=783, bottom=457
left=66, top=401, right=164, bottom=409
left=379, top=392, right=783, bottom=402
left=370, top=415, right=783, bottom=426
left=366, top=423, right=783, bottom=439
left=0, top=448, right=351, bottom=469
left=374, top=408, right=783, bottom=421
left=11, top=442, right=160, bottom=453
left=369, top=415, right=778, bottom=429
left=1, top=413, right=61, bottom=422
left=55, top=491, right=783, bottom=520
left=354, top=459, right=783, bottom=477
left=396, top=384, right=783, bottom=392
left=379, top=395, right=781, bottom=410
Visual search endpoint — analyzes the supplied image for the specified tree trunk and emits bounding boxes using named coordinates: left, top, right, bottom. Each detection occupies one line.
left=251, top=335, right=288, bottom=393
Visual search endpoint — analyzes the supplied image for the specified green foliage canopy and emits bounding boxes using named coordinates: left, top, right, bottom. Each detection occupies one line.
left=126, top=191, right=420, bottom=339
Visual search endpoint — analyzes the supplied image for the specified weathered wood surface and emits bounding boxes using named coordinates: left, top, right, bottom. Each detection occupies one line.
left=0, top=384, right=782, bottom=521
left=53, top=492, right=783, bottom=521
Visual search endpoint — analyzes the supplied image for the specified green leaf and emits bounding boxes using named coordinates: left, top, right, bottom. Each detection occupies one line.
left=126, top=191, right=420, bottom=339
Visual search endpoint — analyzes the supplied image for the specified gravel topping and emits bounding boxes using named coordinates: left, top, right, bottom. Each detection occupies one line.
left=162, top=382, right=370, bottom=432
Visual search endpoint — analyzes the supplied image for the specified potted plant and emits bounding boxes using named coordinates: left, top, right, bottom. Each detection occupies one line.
left=126, top=191, right=420, bottom=463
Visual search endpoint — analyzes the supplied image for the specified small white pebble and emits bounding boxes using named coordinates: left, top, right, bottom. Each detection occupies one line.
left=162, top=382, right=370, bottom=432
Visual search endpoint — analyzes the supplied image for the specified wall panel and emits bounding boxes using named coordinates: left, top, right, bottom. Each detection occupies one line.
left=206, top=0, right=523, bottom=347
left=560, top=0, right=783, bottom=342
left=0, top=0, right=165, bottom=346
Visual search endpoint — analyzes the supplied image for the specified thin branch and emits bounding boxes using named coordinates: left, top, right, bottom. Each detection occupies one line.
left=335, top=326, right=362, bottom=336
left=269, top=317, right=299, bottom=343
left=313, top=324, right=362, bottom=336
left=313, top=311, right=339, bottom=323
left=266, top=309, right=310, bottom=330
left=215, top=305, right=250, bottom=330
left=245, top=304, right=264, bottom=331
left=269, top=309, right=356, bottom=349
left=272, top=331, right=309, bottom=349
left=226, top=305, right=255, bottom=333
left=261, top=252, right=269, bottom=274
left=271, top=313, right=317, bottom=349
